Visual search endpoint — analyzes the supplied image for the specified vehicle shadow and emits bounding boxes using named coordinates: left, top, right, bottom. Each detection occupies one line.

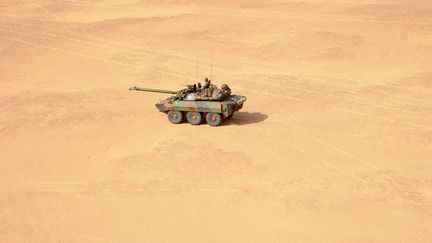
left=222, top=112, right=268, bottom=126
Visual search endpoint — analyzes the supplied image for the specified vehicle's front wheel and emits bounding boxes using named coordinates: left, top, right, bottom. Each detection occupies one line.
left=167, top=110, right=183, bottom=124
left=186, top=111, right=202, bottom=125
left=206, top=113, right=222, bottom=126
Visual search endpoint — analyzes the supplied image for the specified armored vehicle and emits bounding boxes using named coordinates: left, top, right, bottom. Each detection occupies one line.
left=129, top=81, right=247, bottom=126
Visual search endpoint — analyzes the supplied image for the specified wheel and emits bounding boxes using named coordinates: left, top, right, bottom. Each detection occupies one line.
left=206, top=113, right=222, bottom=126
left=186, top=111, right=202, bottom=125
left=167, top=110, right=183, bottom=124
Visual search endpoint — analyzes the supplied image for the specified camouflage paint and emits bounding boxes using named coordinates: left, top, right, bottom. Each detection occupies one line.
left=131, top=85, right=247, bottom=125
left=173, top=101, right=221, bottom=113
left=155, top=96, right=246, bottom=118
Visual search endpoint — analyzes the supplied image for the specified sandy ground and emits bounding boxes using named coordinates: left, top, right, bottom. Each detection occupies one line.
left=1, top=0, right=431, bottom=242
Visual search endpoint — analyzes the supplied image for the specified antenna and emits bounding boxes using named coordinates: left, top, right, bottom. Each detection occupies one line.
left=196, top=59, right=199, bottom=83
left=210, top=51, right=213, bottom=81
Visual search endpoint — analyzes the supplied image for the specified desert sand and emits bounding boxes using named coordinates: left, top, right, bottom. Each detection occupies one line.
left=0, top=0, right=431, bottom=242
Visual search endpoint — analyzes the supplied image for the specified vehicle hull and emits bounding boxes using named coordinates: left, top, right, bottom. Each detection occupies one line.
left=155, top=95, right=247, bottom=118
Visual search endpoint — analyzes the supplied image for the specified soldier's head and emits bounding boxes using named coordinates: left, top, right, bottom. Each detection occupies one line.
left=221, top=84, right=229, bottom=90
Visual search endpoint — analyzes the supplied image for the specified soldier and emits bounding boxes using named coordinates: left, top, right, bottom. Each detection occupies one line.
left=202, top=78, right=211, bottom=89
left=221, top=84, right=231, bottom=96
left=176, top=84, right=196, bottom=100
left=185, top=84, right=194, bottom=91
left=194, top=83, right=231, bottom=101
left=209, top=84, right=230, bottom=100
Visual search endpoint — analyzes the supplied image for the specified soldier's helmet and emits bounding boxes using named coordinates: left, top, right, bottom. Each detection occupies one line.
left=221, top=84, right=228, bottom=90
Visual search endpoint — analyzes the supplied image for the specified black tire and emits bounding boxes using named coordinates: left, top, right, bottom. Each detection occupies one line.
left=206, top=113, right=222, bottom=126
left=167, top=110, right=183, bottom=124
left=186, top=111, right=202, bottom=125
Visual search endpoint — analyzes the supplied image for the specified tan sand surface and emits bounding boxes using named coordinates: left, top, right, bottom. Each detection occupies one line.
left=1, top=0, right=431, bottom=242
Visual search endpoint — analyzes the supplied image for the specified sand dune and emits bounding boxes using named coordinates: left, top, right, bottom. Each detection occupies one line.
left=1, top=0, right=431, bottom=242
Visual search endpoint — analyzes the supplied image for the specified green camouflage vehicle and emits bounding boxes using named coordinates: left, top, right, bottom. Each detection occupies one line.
left=129, top=82, right=247, bottom=126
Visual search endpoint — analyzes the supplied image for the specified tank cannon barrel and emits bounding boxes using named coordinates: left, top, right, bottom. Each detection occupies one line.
left=129, top=86, right=177, bottom=94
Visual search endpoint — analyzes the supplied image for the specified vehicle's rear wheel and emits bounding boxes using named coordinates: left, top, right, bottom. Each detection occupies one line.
left=206, top=113, right=222, bottom=126
left=167, top=110, right=183, bottom=124
left=186, top=111, right=202, bottom=125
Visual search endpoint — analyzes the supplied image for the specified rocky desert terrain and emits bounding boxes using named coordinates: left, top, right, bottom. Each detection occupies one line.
left=0, top=0, right=431, bottom=242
